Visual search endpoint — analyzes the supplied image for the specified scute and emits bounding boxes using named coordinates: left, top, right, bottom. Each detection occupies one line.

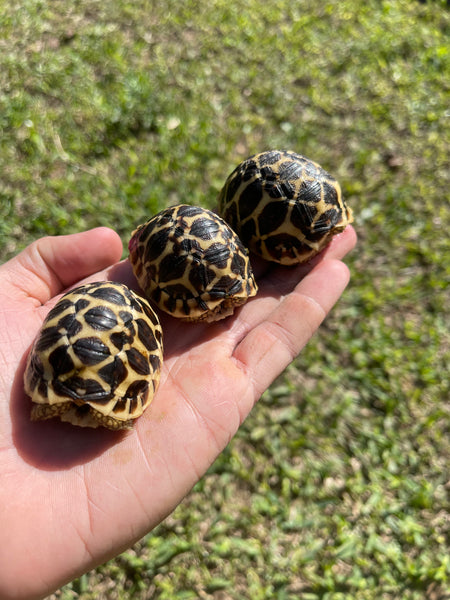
left=128, top=204, right=258, bottom=321
left=218, top=150, right=353, bottom=265
left=23, top=281, right=163, bottom=430
left=84, top=305, right=118, bottom=331
left=72, top=336, right=111, bottom=365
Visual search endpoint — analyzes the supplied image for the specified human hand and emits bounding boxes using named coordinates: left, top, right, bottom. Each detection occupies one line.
left=0, top=224, right=356, bottom=599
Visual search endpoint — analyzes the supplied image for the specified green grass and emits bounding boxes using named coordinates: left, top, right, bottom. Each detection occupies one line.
left=1, top=0, right=449, bottom=598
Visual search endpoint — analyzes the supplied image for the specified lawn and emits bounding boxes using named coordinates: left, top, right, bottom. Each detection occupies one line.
left=1, top=0, right=449, bottom=598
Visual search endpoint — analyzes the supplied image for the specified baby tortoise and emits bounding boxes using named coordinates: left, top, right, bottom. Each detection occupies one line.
left=128, top=204, right=258, bottom=321
left=218, top=150, right=353, bottom=264
left=24, top=281, right=163, bottom=430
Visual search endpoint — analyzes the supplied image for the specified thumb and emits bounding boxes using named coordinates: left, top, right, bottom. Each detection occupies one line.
left=0, top=227, right=123, bottom=305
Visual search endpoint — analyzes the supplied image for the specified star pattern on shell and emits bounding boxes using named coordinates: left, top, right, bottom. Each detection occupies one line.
left=24, top=281, right=163, bottom=430
left=128, top=204, right=258, bottom=321
left=218, top=150, right=353, bottom=265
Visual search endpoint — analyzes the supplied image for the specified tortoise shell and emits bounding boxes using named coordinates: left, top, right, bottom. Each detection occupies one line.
left=128, top=204, right=258, bottom=321
left=218, top=150, right=353, bottom=265
left=24, top=281, right=163, bottom=430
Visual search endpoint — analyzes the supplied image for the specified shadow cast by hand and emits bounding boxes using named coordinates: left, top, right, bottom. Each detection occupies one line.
left=11, top=347, right=128, bottom=472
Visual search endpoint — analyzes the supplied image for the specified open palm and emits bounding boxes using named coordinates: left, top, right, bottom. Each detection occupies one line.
left=0, top=225, right=356, bottom=600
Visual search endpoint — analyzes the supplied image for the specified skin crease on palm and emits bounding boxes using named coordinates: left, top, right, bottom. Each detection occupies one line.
left=0, top=224, right=356, bottom=600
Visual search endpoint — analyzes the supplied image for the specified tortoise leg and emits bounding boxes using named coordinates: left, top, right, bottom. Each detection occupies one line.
left=31, top=402, right=70, bottom=422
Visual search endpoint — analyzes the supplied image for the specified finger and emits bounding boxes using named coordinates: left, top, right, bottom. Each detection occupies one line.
left=315, top=224, right=357, bottom=262
left=2, top=228, right=123, bottom=305
left=233, top=258, right=351, bottom=399
left=229, top=223, right=356, bottom=341
left=260, top=225, right=356, bottom=295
